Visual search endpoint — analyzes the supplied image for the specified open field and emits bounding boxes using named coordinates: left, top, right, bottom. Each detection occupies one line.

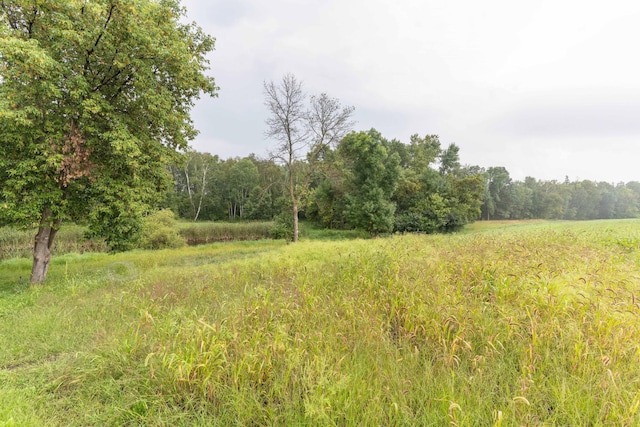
left=1, top=220, right=640, bottom=425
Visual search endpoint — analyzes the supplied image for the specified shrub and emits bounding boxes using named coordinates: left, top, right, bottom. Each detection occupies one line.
left=140, top=210, right=185, bottom=250
left=270, top=212, right=294, bottom=241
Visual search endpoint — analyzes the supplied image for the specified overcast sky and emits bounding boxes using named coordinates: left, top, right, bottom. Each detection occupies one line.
left=180, top=0, right=640, bottom=183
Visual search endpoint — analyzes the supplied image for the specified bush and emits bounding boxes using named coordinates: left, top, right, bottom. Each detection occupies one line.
left=140, top=210, right=185, bottom=250
left=270, top=212, right=294, bottom=241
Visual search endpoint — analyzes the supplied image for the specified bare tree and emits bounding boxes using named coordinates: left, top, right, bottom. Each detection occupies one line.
left=307, top=93, right=356, bottom=159
left=264, top=74, right=307, bottom=241
left=264, top=74, right=355, bottom=242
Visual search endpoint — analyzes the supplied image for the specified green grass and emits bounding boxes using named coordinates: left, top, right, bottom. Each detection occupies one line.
left=1, top=219, right=640, bottom=424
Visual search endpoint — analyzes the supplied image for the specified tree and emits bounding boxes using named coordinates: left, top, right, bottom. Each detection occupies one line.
left=506, top=182, right=533, bottom=219
left=263, top=74, right=307, bottom=241
left=0, top=0, right=217, bottom=283
left=392, top=137, right=483, bottom=233
left=482, top=167, right=512, bottom=220
left=438, top=143, right=461, bottom=175
left=244, top=155, right=285, bottom=220
left=614, top=184, right=639, bottom=218
left=568, top=180, right=600, bottom=220
left=340, top=129, right=400, bottom=235
left=227, top=158, right=259, bottom=219
left=263, top=73, right=354, bottom=241
left=170, top=151, right=219, bottom=221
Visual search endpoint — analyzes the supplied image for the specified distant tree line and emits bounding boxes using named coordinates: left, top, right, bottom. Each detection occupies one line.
left=166, top=144, right=640, bottom=234
left=481, top=167, right=640, bottom=221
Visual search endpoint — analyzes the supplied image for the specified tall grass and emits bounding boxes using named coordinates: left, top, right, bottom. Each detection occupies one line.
left=1, top=219, right=639, bottom=424
left=0, top=225, right=107, bottom=261
left=178, top=221, right=274, bottom=244
left=0, top=221, right=273, bottom=263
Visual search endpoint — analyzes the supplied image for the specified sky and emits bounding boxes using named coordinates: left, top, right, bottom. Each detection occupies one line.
left=179, top=0, right=640, bottom=183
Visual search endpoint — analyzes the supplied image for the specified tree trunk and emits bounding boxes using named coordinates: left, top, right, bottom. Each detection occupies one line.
left=292, top=202, right=299, bottom=242
left=30, top=208, right=61, bottom=284
left=194, top=163, right=208, bottom=221
left=185, top=166, right=196, bottom=219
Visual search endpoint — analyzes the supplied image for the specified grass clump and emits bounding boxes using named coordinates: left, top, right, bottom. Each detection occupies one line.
left=1, top=219, right=640, bottom=424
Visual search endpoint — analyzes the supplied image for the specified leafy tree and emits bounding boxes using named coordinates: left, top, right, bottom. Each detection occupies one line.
left=567, top=180, right=600, bottom=220
left=447, top=173, right=485, bottom=229
left=481, top=167, right=512, bottom=220
left=390, top=134, right=441, bottom=214
left=170, top=151, right=219, bottom=221
left=438, top=143, right=461, bottom=175
left=244, top=155, right=285, bottom=220
left=614, top=184, right=639, bottom=218
left=340, top=129, right=400, bottom=235
left=597, top=182, right=616, bottom=219
left=0, top=0, right=217, bottom=283
left=385, top=138, right=411, bottom=168
left=306, top=146, right=349, bottom=228
left=393, top=138, right=483, bottom=232
left=506, top=182, right=533, bottom=219
left=227, top=158, right=259, bottom=219
left=524, top=178, right=568, bottom=219
left=410, top=134, right=441, bottom=169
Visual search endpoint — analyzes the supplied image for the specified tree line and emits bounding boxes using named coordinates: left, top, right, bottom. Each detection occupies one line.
left=166, top=131, right=483, bottom=236
left=167, top=148, right=640, bottom=231
left=482, top=167, right=640, bottom=221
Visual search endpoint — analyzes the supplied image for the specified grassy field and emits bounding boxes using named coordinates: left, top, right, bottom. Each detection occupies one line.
left=1, top=220, right=640, bottom=425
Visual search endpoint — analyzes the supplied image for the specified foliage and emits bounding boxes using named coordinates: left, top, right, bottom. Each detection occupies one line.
left=2, top=220, right=640, bottom=424
left=227, top=159, right=260, bottom=219
left=165, top=143, right=640, bottom=235
left=270, top=211, right=295, bottom=241
left=139, top=210, right=185, bottom=250
left=391, top=135, right=484, bottom=233
left=340, top=129, right=401, bottom=234
left=0, top=0, right=217, bottom=282
left=479, top=172, right=640, bottom=221
left=169, top=151, right=220, bottom=221
left=481, top=166, right=512, bottom=220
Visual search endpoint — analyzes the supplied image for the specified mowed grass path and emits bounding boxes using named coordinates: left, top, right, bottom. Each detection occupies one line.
left=1, top=220, right=640, bottom=425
